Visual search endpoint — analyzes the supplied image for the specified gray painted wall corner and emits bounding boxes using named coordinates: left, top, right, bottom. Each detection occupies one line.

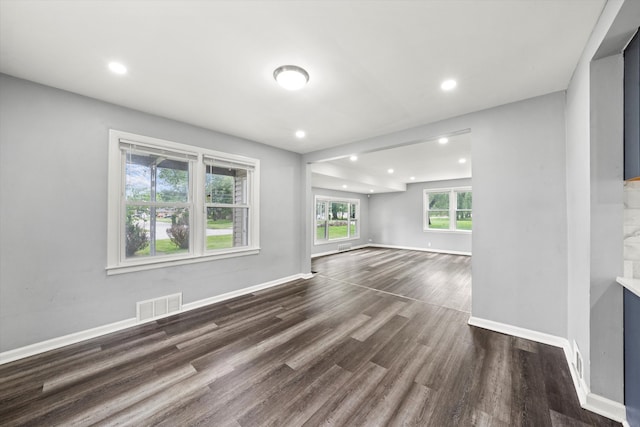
left=368, top=178, right=472, bottom=254
left=588, top=54, right=624, bottom=402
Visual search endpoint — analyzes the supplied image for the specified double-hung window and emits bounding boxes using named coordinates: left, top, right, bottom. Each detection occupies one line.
left=423, top=187, right=472, bottom=231
left=204, top=158, right=253, bottom=251
left=121, top=142, right=195, bottom=258
left=315, top=196, right=359, bottom=243
left=107, top=130, right=259, bottom=274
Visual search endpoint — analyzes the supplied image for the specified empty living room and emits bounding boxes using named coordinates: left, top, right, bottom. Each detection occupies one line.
left=1, top=1, right=639, bottom=426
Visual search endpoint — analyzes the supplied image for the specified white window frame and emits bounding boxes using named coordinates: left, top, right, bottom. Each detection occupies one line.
left=314, top=196, right=360, bottom=245
left=107, top=130, right=260, bottom=275
left=423, top=187, right=472, bottom=232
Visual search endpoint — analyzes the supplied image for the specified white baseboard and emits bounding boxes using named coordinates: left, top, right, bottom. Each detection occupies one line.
left=468, top=316, right=568, bottom=348
left=560, top=343, right=588, bottom=406
left=311, top=244, right=370, bottom=258
left=0, top=318, right=138, bottom=366
left=585, top=392, right=628, bottom=424
left=311, top=243, right=470, bottom=259
left=0, top=273, right=310, bottom=366
left=468, top=316, right=627, bottom=425
left=369, top=243, right=471, bottom=256
left=181, top=273, right=309, bottom=311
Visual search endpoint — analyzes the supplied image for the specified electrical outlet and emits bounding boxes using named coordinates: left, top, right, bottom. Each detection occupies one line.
left=573, top=340, right=584, bottom=379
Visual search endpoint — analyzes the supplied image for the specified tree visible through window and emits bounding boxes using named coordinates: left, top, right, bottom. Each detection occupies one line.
left=315, top=197, right=359, bottom=243
left=124, top=148, right=192, bottom=259
left=424, top=188, right=472, bottom=231
left=107, top=130, right=260, bottom=273
left=456, top=191, right=472, bottom=230
left=204, top=161, right=250, bottom=251
left=427, top=191, right=449, bottom=229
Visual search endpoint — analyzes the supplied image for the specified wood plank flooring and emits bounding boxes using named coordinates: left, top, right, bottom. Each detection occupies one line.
left=0, top=248, right=619, bottom=426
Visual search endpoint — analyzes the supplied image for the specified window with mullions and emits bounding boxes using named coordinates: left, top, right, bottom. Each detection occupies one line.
left=315, top=197, right=359, bottom=243
left=424, top=188, right=472, bottom=232
left=455, top=190, right=472, bottom=230
left=124, top=146, right=194, bottom=259
left=204, top=158, right=253, bottom=251
left=426, top=191, right=450, bottom=229
left=107, top=130, right=260, bottom=274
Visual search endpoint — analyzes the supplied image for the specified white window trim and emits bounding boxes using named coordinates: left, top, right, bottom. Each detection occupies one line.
left=314, top=195, right=360, bottom=245
left=107, top=130, right=260, bottom=275
left=423, top=187, right=472, bottom=233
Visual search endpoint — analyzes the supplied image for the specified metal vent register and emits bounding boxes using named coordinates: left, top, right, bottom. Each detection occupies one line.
left=136, top=293, right=182, bottom=322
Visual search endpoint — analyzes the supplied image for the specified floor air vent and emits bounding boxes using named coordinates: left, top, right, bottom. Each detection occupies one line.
left=137, top=293, right=182, bottom=322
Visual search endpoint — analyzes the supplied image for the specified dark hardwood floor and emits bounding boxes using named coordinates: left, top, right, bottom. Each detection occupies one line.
left=0, top=248, right=619, bottom=426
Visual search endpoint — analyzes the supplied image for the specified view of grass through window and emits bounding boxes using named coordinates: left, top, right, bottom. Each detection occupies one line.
left=425, top=188, right=472, bottom=231
left=125, top=150, right=192, bottom=259
left=111, top=132, right=259, bottom=270
left=316, top=198, right=359, bottom=242
left=205, top=164, right=249, bottom=250
left=132, top=220, right=234, bottom=255
left=456, top=191, right=472, bottom=230
left=124, top=151, right=251, bottom=258
left=427, top=192, right=449, bottom=229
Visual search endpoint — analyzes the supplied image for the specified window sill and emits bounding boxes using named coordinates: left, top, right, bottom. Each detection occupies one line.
left=422, top=229, right=472, bottom=234
left=106, top=248, right=260, bottom=275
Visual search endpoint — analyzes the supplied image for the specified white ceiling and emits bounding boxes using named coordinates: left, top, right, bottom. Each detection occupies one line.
left=312, top=132, right=471, bottom=194
left=0, top=0, right=604, bottom=157
left=0, top=1, right=605, bottom=194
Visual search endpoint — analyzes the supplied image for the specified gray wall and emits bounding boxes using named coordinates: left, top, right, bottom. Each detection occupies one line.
left=565, top=15, right=593, bottom=390
left=304, top=91, right=569, bottom=338
left=0, top=74, right=303, bottom=352
left=311, top=187, right=370, bottom=255
left=368, top=178, right=472, bottom=254
left=588, top=54, right=624, bottom=402
left=469, top=93, right=568, bottom=337
left=565, top=0, right=628, bottom=403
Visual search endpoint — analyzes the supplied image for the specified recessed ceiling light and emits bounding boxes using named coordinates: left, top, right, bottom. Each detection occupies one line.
left=459, top=158, right=467, bottom=164
left=441, top=79, right=457, bottom=91
left=350, top=155, right=358, bottom=161
left=295, top=130, right=306, bottom=138
left=342, top=184, right=348, bottom=189
left=370, top=189, right=374, bottom=193
left=438, top=137, right=449, bottom=144
left=387, top=168, right=394, bottom=174
left=410, top=176, right=415, bottom=180
left=108, top=62, right=127, bottom=75
left=273, top=65, right=309, bottom=90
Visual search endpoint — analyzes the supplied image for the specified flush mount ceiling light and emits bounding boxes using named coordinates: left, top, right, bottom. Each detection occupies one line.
left=342, top=184, right=348, bottom=189
left=273, top=65, right=309, bottom=90
left=350, top=155, right=358, bottom=161
left=438, top=137, right=449, bottom=144
left=441, top=79, right=457, bottom=91
left=108, top=61, right=127, bottom=75
left=410, top=176, right=416, bottom=180
left=387, top=168, right=394, bottom=174
left=459, top=158, right=467, bottom=164
left=295, top=130, right=306, bottom=138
